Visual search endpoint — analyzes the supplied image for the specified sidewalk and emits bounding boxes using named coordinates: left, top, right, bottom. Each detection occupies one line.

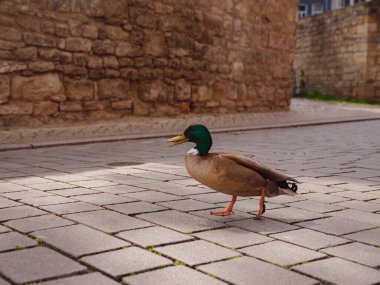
left=1, top=98, right=380, bottom=151
left=0, top=105, right=379, bottom=284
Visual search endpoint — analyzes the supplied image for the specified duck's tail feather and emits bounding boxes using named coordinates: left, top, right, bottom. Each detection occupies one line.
left=277, top=180, right=298, bottom=196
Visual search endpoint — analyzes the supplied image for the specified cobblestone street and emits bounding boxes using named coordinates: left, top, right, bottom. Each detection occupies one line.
left=0, top=120, right=379, bottom=285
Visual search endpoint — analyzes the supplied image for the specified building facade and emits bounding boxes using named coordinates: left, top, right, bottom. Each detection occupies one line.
left=299, top=0, right=372, bottom=18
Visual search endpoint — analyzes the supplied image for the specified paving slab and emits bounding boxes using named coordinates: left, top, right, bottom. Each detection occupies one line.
left=70, top=179, right=119, bottom=188
left=137, top=210, right=224, bottom=233
left=0, top=225, right=11, bottom=233
left=49, top=187, right=100, bottom=197
left=5, top=214, right=73, bottom=233
left=0, top=205, right=46, bottom=222
left=0, top=231, right=37, bottom=252
left=270, top=228, right=349, bottom=250
left=30, top=182, right=77, bottom=191
left=322, top=242, right=380, bottom=267
left=116, top=226, right=193, bottom=247
left=73, top=192, right=136, bottom=206
left=343, top=228, right=380, bottom=247
left=0, top=278, right=10, bottom=285
left=81, top=247, right=172, bottom=278
left=39, top=272, right=120, bottom=285
left=286, top=200, right=345, bottom=213
left=293, top=257, right=380, bottom=285
left=296, top=217, right=375, bottom=236
left=123, top=191, right=184, bottom=202
left=334, top=200, right=380, bottom=212
left=0, top=247, right=86, bottom=284
left=124, top=265, right=227, bottom=285
left=193, top=227, right=273, bottom=249
left=0, top=182, right=31, bottom=193
left=21, top=195, right=75, bottom=206
left=155, top=240, right=240, bottom=266
left=32, top=224, right=129, bottom=257
left=300, top=193, right=350, bottom=203
left=94, top=184, right=144, bottom=194
left=190, top=208, right=254, bottom=223
left=105, top=201, right=166, bottom=215
left=158, top=199, right=218, bottom=211
left=198, top=256, right=317, bottom=285
left=331, top=190, right=379, bottom=201
left=239, top=240, right=325, bottom=266
left=0, top=197, right=20, bottom=209
left=40, top=201, right=102, bottom=215
left=227, top=217, right=299, bottom=235
left=329, top=209, right=380, bottom=226
left=262, top=207, right=326, bottom=223
left=1, top=190, right=52, bottom=200
left=64, top=210, right=152, bottom=233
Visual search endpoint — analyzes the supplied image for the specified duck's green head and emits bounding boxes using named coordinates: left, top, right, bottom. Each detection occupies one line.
left=168, top=124, right=212, bottom=156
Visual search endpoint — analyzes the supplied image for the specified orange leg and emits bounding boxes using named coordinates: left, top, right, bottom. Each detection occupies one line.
left=211, top=195, right=237, bottom=216
left=255, top=187, right=266, bottom=220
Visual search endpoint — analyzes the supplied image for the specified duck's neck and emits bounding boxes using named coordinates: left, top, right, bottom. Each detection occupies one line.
left=194, top=141, right=212, bottom=156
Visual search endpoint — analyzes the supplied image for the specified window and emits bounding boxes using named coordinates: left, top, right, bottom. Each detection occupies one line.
left=312, top=3, right=324, bottom=15
left=299, top=4, right=308, bottom=18
left=335, top=0, right=345, bottom=9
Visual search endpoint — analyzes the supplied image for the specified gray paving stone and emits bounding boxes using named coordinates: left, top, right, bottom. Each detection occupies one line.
left=142, top=182, right=212, bottom=196
left=94, top=184, right=144, bottom=194
left=106, top=201, right=166, bottom=215
left=240, top=240, right=325, bottom=266
left=0, top=182, right=31, bottom=193
left=137, top=210, right=224, bottom=233
left=0, top=225, right=11, bottom=233
left=5, top=214, right=73, bottom=233
left=331, top=190, right=379, bottom=201
left=32, top=224, right=128, bottom=257
left=191, top=192, right=237, bottom=203
left=335, top=200, right=380, bottom=212
left=198, top=256, right=316, bottom=285
left=0, top=197, right=20, bottom=209
left=123, top=191, right=184, bottom=202
left=263, top=207, right=326, bottom=223
left=0, top=205, right=46, bottom=222
left=295, top=183, right=344, bottom=194
left=49, top=187, right=99, bottom=197
left=73, top=193, right=136, bottom=205
left=265, top=194, right=305, bottom=204
left=44, top=174, right=94, bottom=182
left=0, top=247, right=86, bottom=284
left=227, top=217, right=299, bottom=235
left=300, top=193, right=349, bottom=203
left=286, top=200, right=345, bottom=213
left=123, top=265, right=227, bottom=285
left=21, top=195, right=75, bottom=206
left=155, top=240, right=239, bottom=266
left=296, top=217, right=374, bottom=235
left=71, top=179, right=119, bottom=188
left=190, top=208, right=254, bottom=223
left=194, top=227, right=273, bottom=249
left=64, top=210, right=152, bottom=233
left=322, top=242, right=380, bottom=267
left=30, top=182, right=76, bottom=191
left=1, top=190, right=52, bottom=200
left=293, top=257, right=380, bottom=285
left=10, top=177, right=52, bottom=185
left=40, top=201, right=102, bottom=215
left=39, top=272, right=120, bottom=285
left=343, top=228, right=380, bottom=247
left=329, top=209, right=380, bottom=226
left=116, top=226, right=193, bottom=247
left=81, top=247, right=172, bottom=278
left=158, top=199, right=217, bottom=211
left=0, top=231, right=37, bottom=252
left=270, top=228, right=349, bottom=250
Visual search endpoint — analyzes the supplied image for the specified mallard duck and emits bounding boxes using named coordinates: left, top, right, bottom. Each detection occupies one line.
left=168, top=124, right=298, bottom=220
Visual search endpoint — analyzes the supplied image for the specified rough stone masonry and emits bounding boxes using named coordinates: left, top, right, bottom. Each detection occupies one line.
left=0, top=0, right=298, bottom=127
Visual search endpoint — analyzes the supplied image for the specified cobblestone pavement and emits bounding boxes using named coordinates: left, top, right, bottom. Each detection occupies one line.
left=0, top=120, right=379, bottom=285
left=1, top=98, right=380, bottom=150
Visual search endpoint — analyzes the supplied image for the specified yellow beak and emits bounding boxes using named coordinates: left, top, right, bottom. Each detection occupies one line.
left=168, top=133, right=188, bottom=146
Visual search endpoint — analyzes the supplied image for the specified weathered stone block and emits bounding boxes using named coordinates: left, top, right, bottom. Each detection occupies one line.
left=139, top=81, right=168, bottom=102
left=60, top=101, right=82, bottom=112
left=93, top=40, right=114, bottom=54
left=66, top=37, right=92, bottom=52
left=0, top=61, right=27, bottom=73
left=82, top=25, right=98, bottom=39
left=24, top=33, right=56, bottom=47
left=15, top=47, right=37, bottom=60
left=0, top=27, right=22, bottom=41
left=29, top=61, right=55, bottom=72
left=111, top=100, right=133, bottom=110
left=103, top=56, right=119, bottom=69
left=33, top=102, right=59, bottom=116
left=0, top=102, right=33, bottom=115
left=87, top=56, right=102, bottom=69
left=0, top=75, right=10, bottom=104
left=65, top=79, right=94, bottom=101
left=115, top=42, right=139, bottom=57
left=144, top=31, right=166, bottom=56
left=12, top=73, right=65, bottom=102
left=175, top=79, right=191, bottom=100
left=98, top=79, right=129, bottom=99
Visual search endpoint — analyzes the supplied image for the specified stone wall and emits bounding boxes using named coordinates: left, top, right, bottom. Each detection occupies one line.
left=294, top=1, right=380, bottom=102
left=0, top=0, right=298, bottom=127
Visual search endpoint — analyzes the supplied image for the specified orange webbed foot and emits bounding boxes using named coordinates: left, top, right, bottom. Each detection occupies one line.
left=210, top=209, right=234, bottom=216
